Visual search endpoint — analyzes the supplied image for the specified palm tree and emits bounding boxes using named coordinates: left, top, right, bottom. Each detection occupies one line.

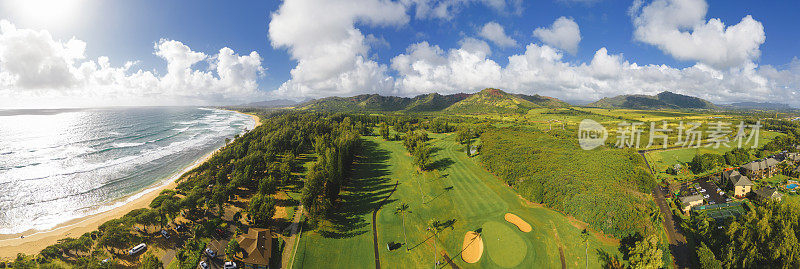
left=394, top=203, right=411, bottom=250
left=580, top=229, right=589, bottom=269
left=427, top=219, right=444, bottom=268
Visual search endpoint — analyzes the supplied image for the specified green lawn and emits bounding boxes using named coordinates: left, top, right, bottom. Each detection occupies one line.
left=294, top=133, right=621, bottom=268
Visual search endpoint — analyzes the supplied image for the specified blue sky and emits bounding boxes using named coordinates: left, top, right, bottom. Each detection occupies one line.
left=1, top=0, right=800, bottom=108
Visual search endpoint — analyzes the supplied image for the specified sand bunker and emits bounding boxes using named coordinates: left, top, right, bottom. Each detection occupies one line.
left=505, top=213, right=532, bottom=232
left=461, top=231, right=484, bottom=263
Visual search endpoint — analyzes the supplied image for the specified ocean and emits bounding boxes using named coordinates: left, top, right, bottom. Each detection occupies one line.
left=0, top=107, right=255, bottom=234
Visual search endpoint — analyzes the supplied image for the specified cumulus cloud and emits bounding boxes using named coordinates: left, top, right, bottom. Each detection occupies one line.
left=479, top=22, right=517, bottom=47
left=268, top=0, right=408, bottom=98
left=533, top=17, right=581, bottom=55
left=391, top=36, right=800, bottom=105
left=630, top=0, right=765, bottom=69
left=0, top=20, right=265, bottom=108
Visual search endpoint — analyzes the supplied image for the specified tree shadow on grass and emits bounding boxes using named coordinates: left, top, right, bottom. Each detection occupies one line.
left=429, top=157, right=455, bottom=171
left=319, top=139, right=395, bottom=239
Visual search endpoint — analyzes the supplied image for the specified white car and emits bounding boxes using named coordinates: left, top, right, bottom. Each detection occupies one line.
left=128, top=243, right=146, bottom=255
left=161, top=230, right=169, bottom=239
left=199, top=261, right=208, bottom=269
left=223, top=261, right=237, bottom=269
left=703, top=194, right=710, bottom=199
left=700, top=189, right=706, bottom=192
left=205, top=248, right=216, bottom=258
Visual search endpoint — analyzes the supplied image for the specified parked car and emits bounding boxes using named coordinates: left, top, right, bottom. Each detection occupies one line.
left=223, top=261, right=237, bottom=269
left=128, top=243, right=146, bottom=255
left=199, top=261, right=208, bottom=269
left=161, top=230, right=169, bottom=239
left=703, top=194, right=710, bottom=199
left=205, top=248, right=216, bottom=258
left=700, top=189, right=706, bottom=192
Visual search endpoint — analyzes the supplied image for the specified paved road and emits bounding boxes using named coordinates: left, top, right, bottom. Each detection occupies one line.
left=281, top=205, right=305, bottom=269
left=639, top=151, right=693, bottom=268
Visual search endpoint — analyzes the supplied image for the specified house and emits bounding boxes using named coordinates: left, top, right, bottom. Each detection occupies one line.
left=235, top=228, right=272, bottom=269
left=754, top=187, right=783, bottom=202
left=723, top=169, right=754, bottom=198
left=679, top=194, right=704, bottom=214
left=778, top=152, right=800, bottom=164
left=741, top=158, right=779, bottom=179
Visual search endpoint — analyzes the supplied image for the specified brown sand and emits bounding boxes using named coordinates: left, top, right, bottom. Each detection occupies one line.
left=0, top=109, right=260, bottom=259
left=505, top=213, right=532, bottom=232
left=461, top=231, right=483, bottom=263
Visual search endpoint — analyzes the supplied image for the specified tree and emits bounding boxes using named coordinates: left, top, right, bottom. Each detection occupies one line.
left=379, top=122, right=390, bottom=140
left=226, top=239, right=240, bottom=260
left=248, top=193, right=276, bottom=227
left=626, top=235, right=663, bottom=269
left=412, top=143, right=433, bottom=170
left=696, top=242, right=722, bottom=269
left=97, top=225, right=134, bottom=255
left=580, top=229, right=589, bottom=269
left=141, top=252, right=164, bottom=269
left=394, top=203, right=411, bottom=250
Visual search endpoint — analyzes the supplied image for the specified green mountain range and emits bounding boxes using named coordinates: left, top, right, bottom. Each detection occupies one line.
left=588, top=91, right=716, bottom=109
left=296, top=88, right=569, bottom=113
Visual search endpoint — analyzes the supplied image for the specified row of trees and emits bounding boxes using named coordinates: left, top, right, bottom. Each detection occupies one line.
left=300, top=117, right=362, bottom=222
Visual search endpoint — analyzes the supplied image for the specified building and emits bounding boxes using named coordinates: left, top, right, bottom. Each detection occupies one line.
left=679, top=194, right=704, bottom=214
left=741, top=158, right=779, bottom=179
left=723, top=169, right=754, bottom=198
left=235, top=228, right=272, bottom=269
left=778, top=152, right=800, bottom=164
left=754, top=187, right=783, bottom=202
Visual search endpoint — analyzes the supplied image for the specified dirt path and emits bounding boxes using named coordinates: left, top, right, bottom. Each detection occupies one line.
left=282, top=205, right=305, bottom=269
left=371, top=181, right=398, bottom=269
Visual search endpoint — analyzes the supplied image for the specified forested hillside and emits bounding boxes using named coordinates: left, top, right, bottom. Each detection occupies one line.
left=295, top=88, right=568, bottom=114
left=589, top=91, right=716, bottom=109
left=479, top=128, right=660, bottom=238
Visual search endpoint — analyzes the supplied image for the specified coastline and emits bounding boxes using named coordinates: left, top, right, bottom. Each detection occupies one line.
left=0, top=109, right=260, bottom=258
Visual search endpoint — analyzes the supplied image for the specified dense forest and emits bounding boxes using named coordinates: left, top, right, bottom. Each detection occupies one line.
left=479, top=128, right=660, bottom=238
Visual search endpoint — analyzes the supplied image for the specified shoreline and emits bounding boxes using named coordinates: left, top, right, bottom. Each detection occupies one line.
left=0, top=109, right=260, bottom=258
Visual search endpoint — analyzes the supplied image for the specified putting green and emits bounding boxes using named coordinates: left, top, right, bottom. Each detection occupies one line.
left=483, top=221, right=527, bottom=268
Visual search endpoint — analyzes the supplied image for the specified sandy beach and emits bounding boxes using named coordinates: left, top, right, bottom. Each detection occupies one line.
left=0, top=110, right=261, bottom=258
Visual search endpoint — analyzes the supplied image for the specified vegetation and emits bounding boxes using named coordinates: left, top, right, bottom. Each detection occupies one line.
left=480, top=128, right=659, bottom=238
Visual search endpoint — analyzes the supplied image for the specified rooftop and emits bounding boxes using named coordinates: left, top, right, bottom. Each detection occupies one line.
left=236, top=227, right=272, bottom=266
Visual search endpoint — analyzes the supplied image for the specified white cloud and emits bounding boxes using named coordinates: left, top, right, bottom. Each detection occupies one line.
left=391, top=37, right=800, bottom=105
left=0, top=20, right=265, bottom=108
left=631, top=0, right=765, bottom=69
left=479, top=22, right=517, bottom=47
left=268, top=0, right=408, bottom=98
left=533, top=17, right=581, bottom=55
left=401, top=0, right=522, bottom=19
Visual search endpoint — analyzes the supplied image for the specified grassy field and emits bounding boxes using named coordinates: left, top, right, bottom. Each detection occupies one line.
left=294, top=134, right=621, bottom=268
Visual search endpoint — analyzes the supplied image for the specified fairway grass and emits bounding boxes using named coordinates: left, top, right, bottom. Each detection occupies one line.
left=294, top=133, right=620, bottom=268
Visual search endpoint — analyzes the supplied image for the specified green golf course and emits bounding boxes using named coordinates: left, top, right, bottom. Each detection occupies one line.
left=293, top=133, right=621, bottom=268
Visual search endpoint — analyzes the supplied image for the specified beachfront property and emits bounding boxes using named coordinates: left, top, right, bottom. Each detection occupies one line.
left=679, top=194, right=704, bottom=214
left=235, top=227, right=272, bottom=269
left=754, top=187, right=784, bottom=202
left=741, top=158, right=779, bottom=180
left=722, top=169, right=754, bottom=198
